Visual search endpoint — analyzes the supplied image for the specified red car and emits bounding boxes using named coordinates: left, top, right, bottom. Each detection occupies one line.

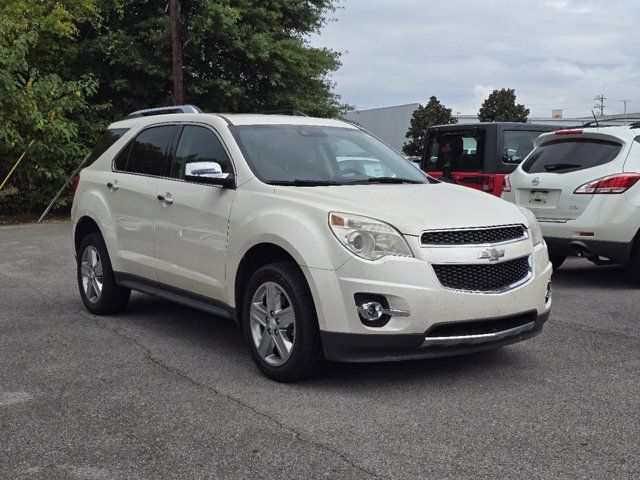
left=422, top=122, right=560, bottom=196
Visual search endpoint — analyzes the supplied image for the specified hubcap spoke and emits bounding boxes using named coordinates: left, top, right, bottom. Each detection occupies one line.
left=257, top=332, right=274, bottom=357
left=275, top=307, right=294, bottom=328
left=250, top=302, right=268, bottom=327
left=272, top=332, right=292, bottom=361
left=93, top=261, right=103, bottom=278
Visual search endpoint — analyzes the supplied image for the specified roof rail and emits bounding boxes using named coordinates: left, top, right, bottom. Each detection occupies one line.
left=127, top=105, right=202, bottom=118
left=263, top=109, right=309, bottom=117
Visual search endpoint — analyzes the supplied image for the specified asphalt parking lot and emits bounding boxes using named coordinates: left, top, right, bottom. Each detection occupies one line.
left=1, top=222, right=639, bottom=479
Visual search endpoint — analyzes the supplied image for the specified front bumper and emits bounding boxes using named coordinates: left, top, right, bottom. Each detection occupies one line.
left=321, top=310, right=550, bottom=363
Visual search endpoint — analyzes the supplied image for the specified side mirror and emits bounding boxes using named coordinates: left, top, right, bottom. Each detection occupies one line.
left=184, top=161, right=235, bottom=188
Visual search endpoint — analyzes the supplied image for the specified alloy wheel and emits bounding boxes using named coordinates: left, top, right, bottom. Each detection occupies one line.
left=81, top=245, right=103, bottom=304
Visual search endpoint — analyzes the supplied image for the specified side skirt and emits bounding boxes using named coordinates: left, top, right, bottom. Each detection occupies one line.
left=114, top=272, right=236, bottom=321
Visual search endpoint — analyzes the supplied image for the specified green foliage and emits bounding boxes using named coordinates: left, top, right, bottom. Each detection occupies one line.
left=403, top=96, right=457, bottom=156
left=0, top=0, right=345, bottom=215
left=78, top=0, right=345, bottom=118
left=0, top=18, right=102, bottom=214
left=477, top=88, right=530, bottom=123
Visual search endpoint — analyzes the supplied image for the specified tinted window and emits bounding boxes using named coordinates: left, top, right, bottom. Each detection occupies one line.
left=231, top=125, right=426, bottom=185
left=502, top=130, right=543, bottom=165
left=522, top=138, right=622, bottom=174
left=87, top=128, right=128, bottom=166
left=125, top=125, right=177, bottom=176
left=172, top=126, right=231, bottom=179
left=424, top=130, right=485, bottom=171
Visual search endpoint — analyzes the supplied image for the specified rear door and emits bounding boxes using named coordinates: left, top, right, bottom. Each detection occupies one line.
left=109, top=124, right=178, bottom=280
left=153, top=124, right=236, bottom=299
left=513, top=135, right=625, bottom=220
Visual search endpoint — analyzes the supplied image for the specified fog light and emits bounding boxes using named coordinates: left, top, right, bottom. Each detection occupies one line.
left=545, top=281, right=553, bottom=304
left=357, top=301, right=385, bottom=321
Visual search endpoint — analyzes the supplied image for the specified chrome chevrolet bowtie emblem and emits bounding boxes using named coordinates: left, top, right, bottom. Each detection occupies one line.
left=478, top=248, right=505, bottom=262
left=532, top=177, right=540, bottom=186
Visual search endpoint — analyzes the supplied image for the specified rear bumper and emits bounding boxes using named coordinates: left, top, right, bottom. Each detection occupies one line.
left=545, top=236, right=633, bottom=264
left=320, top=310, right=550, bottom=363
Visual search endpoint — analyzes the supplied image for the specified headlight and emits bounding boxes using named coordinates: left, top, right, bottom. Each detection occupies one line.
left=519, top=207, right=544, bottom=246
left=329, top=212, right=413, bottom=260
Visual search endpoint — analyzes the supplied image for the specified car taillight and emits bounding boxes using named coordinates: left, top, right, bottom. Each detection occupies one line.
left=71, top=175, right=80, bottom=199
left=502, top=174, right=511, bottom=193
left=482, top=175, right=495, bottom=193
left=574, top=173, right=640, bottom=194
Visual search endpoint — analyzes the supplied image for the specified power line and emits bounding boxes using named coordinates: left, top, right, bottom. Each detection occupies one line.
left=594, top=94, right=606, bottom=116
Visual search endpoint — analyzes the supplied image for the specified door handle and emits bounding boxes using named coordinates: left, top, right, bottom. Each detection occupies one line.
left=157, top=192, right=174, bottom=206
left=106, top=181, right=119, bottom=191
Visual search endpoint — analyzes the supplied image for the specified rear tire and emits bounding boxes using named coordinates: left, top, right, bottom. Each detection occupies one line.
left=242, top=262, right=324, bottom=382
left=77, top=233, right=130, bottom=315
left=550, top=254, right=566, bottom=271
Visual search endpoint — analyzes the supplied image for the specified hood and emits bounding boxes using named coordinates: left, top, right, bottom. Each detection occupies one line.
left=275, top=182, right=527, bottom=236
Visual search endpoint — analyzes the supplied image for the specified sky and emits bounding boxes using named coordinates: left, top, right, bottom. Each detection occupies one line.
left=309, top=0, right=640, bottom=118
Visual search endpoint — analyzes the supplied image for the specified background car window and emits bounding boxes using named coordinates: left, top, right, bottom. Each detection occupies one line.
left=502, top=131, right=542, bottom=165
left=172, top=126, right=231, bottom=180
left=522, top=138, right=622, bottom=174
left=424, top=131, right=484, bottom=171
left=125, top=125, right=177, bottom=176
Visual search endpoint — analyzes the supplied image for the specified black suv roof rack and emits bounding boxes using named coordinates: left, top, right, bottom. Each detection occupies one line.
left=127, top=105, right=202, bottom=118
left=263, top=109, right=308, bottom=117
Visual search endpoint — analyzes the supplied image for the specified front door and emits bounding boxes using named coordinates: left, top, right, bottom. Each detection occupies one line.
left=154, top=124, right=236, bottom=300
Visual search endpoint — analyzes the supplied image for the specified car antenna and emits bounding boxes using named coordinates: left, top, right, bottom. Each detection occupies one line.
left=591, top=110, right=600, bottom=128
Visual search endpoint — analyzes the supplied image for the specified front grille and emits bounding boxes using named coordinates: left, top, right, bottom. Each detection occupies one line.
left=432, top=256, right=530, bottom=292
left=421, top=226, right=525, bottom=245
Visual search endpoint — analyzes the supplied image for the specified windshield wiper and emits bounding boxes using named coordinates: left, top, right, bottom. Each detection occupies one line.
left=543, top=163, right=582, bottom=172
left=269, top=179, right=341, bottom=186
left=349, top=177, right=425, bottom=184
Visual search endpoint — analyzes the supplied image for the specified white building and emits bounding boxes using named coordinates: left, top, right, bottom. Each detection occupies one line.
left=345, top=105, right=640, bottom=152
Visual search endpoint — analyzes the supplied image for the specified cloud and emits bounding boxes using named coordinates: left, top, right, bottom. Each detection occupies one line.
left=310, top=0, right=640, bottom=117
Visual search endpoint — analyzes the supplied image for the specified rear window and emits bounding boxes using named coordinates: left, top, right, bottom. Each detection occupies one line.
left=522, top=138, right=622, bottom=174
left=502, top=130, right=543, bottom=165
left=424, top=130, right=485, bottom=171
left=117, top=125, right=177, bottom=176
left=86, top=128, right=128, bottom=165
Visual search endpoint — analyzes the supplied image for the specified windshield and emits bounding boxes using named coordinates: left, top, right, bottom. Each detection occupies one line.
left=502, top=130, right=544, bottom=165
left=230, top=125, right=428, bottom=185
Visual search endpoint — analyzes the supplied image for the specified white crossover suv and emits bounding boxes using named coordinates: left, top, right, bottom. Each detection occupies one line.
left=71, top=106, right=552, bottom=381
left=502, top=125, right=640, bottom=279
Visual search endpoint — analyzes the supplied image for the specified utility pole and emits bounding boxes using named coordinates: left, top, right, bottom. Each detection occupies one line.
left=620, top=100, right=631, bottom=125
left=594, top=94, right=606, bottom=116
left=169, top=0, right=184, bottom=105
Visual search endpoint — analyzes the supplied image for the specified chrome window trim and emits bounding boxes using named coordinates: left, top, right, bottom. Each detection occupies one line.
left=420, top=224, right=528, bottom=248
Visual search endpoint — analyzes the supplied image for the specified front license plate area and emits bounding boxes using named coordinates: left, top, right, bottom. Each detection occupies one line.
left=529, top=190, right=549, bottom=205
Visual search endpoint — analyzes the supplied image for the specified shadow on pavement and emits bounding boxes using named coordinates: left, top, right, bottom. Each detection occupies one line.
left=552, top=260, right=636, bottom=290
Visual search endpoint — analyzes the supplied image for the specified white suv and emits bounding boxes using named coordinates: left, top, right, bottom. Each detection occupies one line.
left=71, top=107, right=552, bottom=381
left=502, top=126, right=640, bottom=279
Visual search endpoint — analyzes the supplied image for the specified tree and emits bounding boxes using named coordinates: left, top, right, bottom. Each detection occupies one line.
left=76, top=0, right=345, bottom=118
left=403, top=96, right=456, bottom=156
left=478, top=88, right=529, bottom=123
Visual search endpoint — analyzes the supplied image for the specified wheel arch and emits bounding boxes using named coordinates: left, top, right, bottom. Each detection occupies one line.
left=74, top=216, right=103, bottom=253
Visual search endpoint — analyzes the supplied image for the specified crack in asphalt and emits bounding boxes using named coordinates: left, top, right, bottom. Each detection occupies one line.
left=93, top=319, right=383, bottom=480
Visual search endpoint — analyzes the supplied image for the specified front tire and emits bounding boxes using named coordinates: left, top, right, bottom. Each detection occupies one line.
left=77, top=233, right=130, bottom=315
left=242, top=262, right=324, bottom=382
